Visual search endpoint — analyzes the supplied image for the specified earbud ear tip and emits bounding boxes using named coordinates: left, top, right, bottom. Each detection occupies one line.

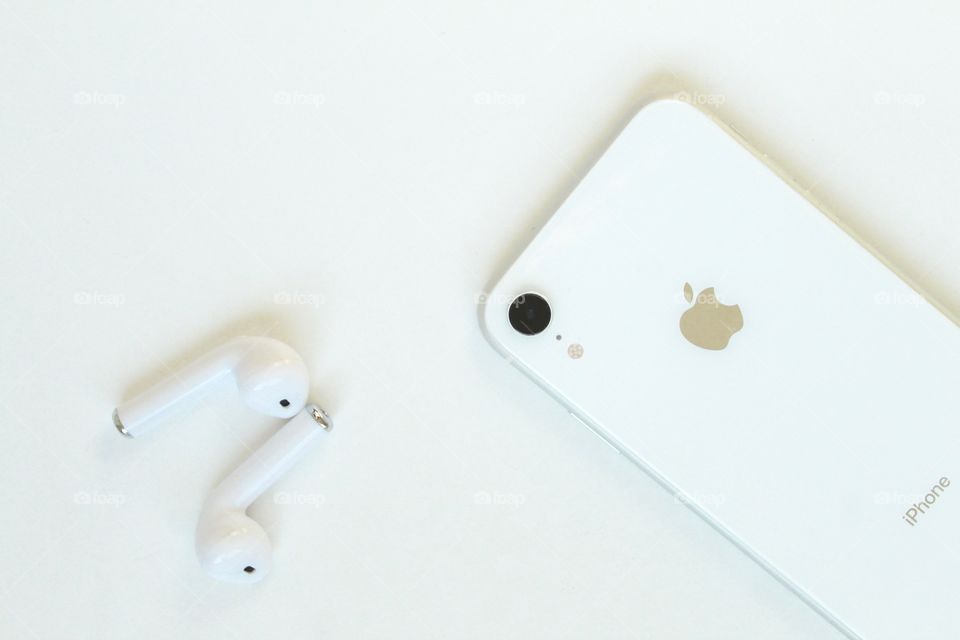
left=265, top=393, right=308, bottom=418
left=197, top=540, right=273, bottom=583
left=196, top=514, right=273, bottom=583
left=245, top=394, right=307, bottom=419
left=235, top=356, right=310, bottom=418
left=200, top=556, right=272, bottom=583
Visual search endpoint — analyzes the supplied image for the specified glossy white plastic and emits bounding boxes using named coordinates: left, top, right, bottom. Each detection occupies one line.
left=195, top=404, right=331, bottom=583
left=481, top=100, right=960, bottom=639
left=113, top=336, right=309, bottom=438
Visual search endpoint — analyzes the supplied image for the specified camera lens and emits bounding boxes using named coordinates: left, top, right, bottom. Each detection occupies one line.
left=508, top=293, right=551, bottom=335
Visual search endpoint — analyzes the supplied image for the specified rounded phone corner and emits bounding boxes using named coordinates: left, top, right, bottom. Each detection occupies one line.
left=476, top=287, right=511, bottom=362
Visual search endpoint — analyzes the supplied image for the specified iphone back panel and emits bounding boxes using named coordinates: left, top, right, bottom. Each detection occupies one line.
left=480, top=99, right=960, bottom=639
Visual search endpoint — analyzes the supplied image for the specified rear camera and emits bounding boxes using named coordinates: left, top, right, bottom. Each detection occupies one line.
left=508, top=293, right=551, bottom=336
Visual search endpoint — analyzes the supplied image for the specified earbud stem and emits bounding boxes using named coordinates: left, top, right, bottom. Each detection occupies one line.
left=204, top=405, right=332, bottom=511
left=113, top=342, right=241, bottom=437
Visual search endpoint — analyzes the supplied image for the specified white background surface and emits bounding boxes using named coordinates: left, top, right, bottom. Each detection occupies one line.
left=1, top=2, right=958, bottom=639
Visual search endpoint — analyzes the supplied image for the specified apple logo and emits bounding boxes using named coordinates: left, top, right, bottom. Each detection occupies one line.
left=679, top=282, right=743, bottom=350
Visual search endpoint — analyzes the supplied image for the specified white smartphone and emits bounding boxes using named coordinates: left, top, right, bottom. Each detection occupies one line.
left=480, top=99, right=960, bottom=639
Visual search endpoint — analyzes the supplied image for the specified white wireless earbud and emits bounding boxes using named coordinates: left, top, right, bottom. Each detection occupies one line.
left=113, top=337, right=310, bottom=438
left=195, top=404, right=332, bottom=583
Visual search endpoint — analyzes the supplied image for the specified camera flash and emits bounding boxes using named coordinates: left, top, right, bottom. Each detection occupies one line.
left=568, top=343, right=584, bottom=359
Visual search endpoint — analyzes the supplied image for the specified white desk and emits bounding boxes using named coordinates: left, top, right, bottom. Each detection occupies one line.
left=2, top=3, right=957, bottom=638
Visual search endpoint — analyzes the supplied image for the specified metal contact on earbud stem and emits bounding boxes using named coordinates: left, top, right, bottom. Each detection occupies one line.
left=113, top=408, right=132, bottom=438
left=309, top=404, right=333, bottom=431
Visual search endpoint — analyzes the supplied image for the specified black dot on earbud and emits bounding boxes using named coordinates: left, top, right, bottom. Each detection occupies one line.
left=244, top=566, right=256, bottom=574
left=279, top=399, right=290, bottom=407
